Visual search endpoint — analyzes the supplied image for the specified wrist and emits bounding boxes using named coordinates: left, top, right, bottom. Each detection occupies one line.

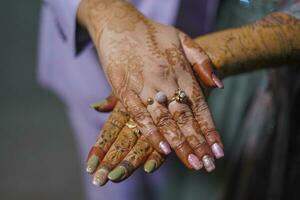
left=77, top=0, right=143, bottom=46
left=195, top=12, right=300, bottom=78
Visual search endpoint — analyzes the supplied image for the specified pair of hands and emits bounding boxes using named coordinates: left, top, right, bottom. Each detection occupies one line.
left=78, top=0, right=224, bottom=186
left=85, top=31, right=225, bottom=186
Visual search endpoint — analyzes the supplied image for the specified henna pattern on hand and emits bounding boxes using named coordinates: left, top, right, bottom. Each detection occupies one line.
left=106, top=37, right=144, bottom=97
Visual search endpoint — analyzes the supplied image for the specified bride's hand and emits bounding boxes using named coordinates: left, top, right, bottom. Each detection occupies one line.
left=79, top=0, right=223, bottom=171
left=87, top=102, right=165, bottom=186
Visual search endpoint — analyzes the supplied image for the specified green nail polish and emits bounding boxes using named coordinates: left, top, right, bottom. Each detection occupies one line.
left=86, top=155, right=99, bottom=173
left=90, top=101, right=106, bottom=110
left=144, top=160, right=156, bottom=173
left=108, top=166, right=125, bottom=181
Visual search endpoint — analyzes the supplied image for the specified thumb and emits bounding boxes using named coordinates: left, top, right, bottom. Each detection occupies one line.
left=90, top=94, right=118, bottom=112
left=178, top=31, right=224, bottom=89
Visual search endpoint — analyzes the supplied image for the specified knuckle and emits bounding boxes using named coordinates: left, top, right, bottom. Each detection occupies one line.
left=193, top=101, right=209, bottom=116
left=204, top=129, right=221, bottom=144
left=173, top=109, right=193, bottom=126
left=186, top=135, right=203, bottom=148
left=130, top=107, right=149, bottom=123
left=173, top=140, right=188, bottom=152
left=140, top=125, right=157, bottom=137
left=156, top=112, right=173, bottom=128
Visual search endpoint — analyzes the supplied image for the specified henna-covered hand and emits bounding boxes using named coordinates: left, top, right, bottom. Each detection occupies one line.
left=78, top=0, right=224, bottom=171
left=86, top=5, right=300, bottom=186
left=87, top=103, right=165, bottom=186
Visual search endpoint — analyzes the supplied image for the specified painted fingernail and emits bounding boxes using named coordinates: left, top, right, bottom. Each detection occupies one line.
left=202, top=155, right=215, bottom=172
left=86, top=155, right=99, bottom=174
left=159, top=141, right=171, bottom=155
left=212, top=73, right=224, bottom=89
left=144, top=160, right=157, bottom=173
left=188, top=154, right=203, bottom=170
left=108, top=166, right=126, bottom=181
left=211, top=143, right=224, bottom=159
left=93, top=168, right=109, bottom=186
left=90, top=100, right=111, bottom=112
left=90, top=101, right=105, bottom=111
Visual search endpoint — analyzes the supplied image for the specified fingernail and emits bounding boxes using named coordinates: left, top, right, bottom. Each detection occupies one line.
left=90, top=101, right=106, bottom=111
left=211, top=143, right=224, bottom=159
left=93, top=168, right=109, bottom=186
left=188, top=154, right=203, bottom=170
left=212, top=73, right=224, bottom=89
left=108, top=166, right=126, bottom=181
left=159, top=141, right=171, bottom=155
left=86, top=155, right=99, bottom=174
left=202, top=155, right=215, bottom=172
left=144, top=160, right=157, bottom=173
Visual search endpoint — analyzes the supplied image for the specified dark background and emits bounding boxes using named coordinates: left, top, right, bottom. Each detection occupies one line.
left=0, top=1, right=84, bottom=199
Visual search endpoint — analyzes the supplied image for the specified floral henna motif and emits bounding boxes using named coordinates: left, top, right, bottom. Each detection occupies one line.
left=105, top=2, right=143, bottom=33
left=102, top=127, right=139, bottom=166
left=106, top=37, right=144, bottom=98
left=153, top=108, right=185, bottom=147
left=114, top=136, right=152, bottom=179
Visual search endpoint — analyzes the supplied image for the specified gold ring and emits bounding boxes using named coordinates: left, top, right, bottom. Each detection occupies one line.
left=169, top=88, right=188, bottom=104
left=146, top=97, right=154, bottom=105
left=126, top=119, right=137, bottom=129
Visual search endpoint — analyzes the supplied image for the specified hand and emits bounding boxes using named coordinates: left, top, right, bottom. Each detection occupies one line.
left=87, top=102, right=165, bottom=186
left=85, top=6, right=300, bottom=186
left=78, top=0, right=224, bottom=171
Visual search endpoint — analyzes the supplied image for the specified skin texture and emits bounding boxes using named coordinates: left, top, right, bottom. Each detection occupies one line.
left=86, top=11, right=300, bottom=185
left=87, top=104, right=165, bottom=186
left=195, top=12, right=300, bottom=78
left=86, top=103, right=129, bottom=173
left=78, top=0, right=222, bottom=169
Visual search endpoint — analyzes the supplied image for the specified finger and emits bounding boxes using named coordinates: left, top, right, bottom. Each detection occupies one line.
left=108, top=135, right=153, bottom=182
left=86, top=102, right=129, bottom=174
left=93, top=123, right=141, bottom=186
left=178, top=31, right=224, bottom=89
left=168, top=99, right=215, bottom=172
left=122, top=91, right=171, bottom=155
left=139, top=86, right=200, bottom=170
left=146, top=100, right=199, bottom=170
left=90, top=94, right=118, bottom=112
left=144, top=150, right=165, bottom=173
left=177, top=72, right=224, bottom=160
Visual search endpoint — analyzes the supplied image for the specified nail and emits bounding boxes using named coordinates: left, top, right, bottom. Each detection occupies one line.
left=144, top=160, right=157, bottom=173
left=211, top=143, right=224, bottom=159
left=90, top=101, right=105, bottom=109
left=108, top=166, right=126, bottom=181
left=86, top=155, right=99, bottom=174
left=93, top=168, right=109, bottom=186
left=188, top=154, right=203, bottom=170
left=202, top=155, right=215, bottom=172
left=212, top=73, right=224, bottom=89
left=159, top=141, right=171, bottom=155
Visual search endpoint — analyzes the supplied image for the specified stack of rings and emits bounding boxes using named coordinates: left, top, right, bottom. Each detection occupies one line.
left=146, top=88, right=188, bottom=106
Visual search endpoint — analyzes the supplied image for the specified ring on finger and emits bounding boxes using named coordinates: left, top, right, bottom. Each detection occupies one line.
left=155, top=91, right=168, bottom=104
left=169, top=88, right=188, bottom=104
left=146, top=97, right=154, bottom=106
left=126, top=119, right=137, bottom=129
left=126, top=119, right=141, bottom=136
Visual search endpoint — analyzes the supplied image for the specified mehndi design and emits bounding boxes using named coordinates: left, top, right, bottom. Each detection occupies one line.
left=78, top=0, right=224, bottom=169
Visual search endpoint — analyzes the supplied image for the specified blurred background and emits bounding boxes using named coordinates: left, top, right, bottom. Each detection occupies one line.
left=1, top=0, right=296, bottom=200
left=0, top=1, right=84, bottom=199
